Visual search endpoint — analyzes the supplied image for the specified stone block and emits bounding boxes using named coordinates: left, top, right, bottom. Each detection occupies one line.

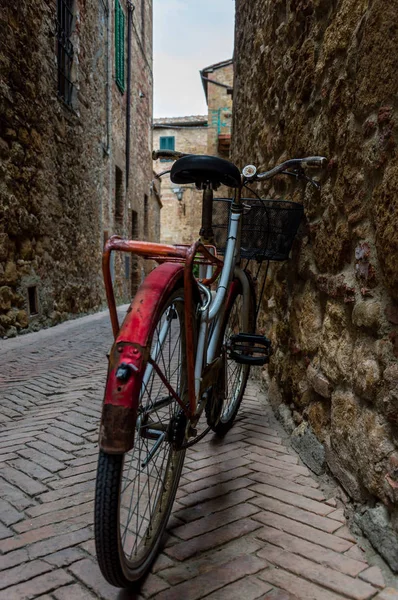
left=353, top=358, right=380, bottom=401
left=3, top=261, right=18, bottom=286
left=384, top=364, right=398, bottom=386
left=385, top=303, right=398, bottom=325
left=290, top=422, right=325, bottom=475
left=0, top=286, right=13, bottom=311
left=16, top=310, right=28, bottom=328
left=319, top=301, right=353, bottom=384
left=0, top=233, right=8, bottom=261
left=276, top=404, right=295, bottom=435
left=355, top=505, right=398, bottom=573
left=295, top=282, right=322, bottom=354
left=352, top=301, right=382, bottom=330
left=268, top=377, right=284, bottom=411
left=311, top=217, right=351, bottom=274
left=307, top=400, right=331, bottom=442
left=325, top=441, right=366, bottom=502
left=307, top=364, right=332, bottom=398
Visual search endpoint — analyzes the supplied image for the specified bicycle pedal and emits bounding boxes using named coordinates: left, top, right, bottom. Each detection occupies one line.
left=228, top=333, right=272, bottom=366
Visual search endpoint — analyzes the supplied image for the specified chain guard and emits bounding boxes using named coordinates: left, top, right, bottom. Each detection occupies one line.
left=205, top=385, right=224, bottom=429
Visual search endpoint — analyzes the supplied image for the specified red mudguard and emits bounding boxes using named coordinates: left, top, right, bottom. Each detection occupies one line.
left=99, top=263, right=185, bottom=453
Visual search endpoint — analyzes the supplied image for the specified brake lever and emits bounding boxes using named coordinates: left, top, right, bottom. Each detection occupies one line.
left=305, top=176, right=321, bottom=190
left=281, top=169, right=320, bottom=190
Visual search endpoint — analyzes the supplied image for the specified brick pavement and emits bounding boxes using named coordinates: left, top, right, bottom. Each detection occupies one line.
left=1, top=309, right=398, bottom=599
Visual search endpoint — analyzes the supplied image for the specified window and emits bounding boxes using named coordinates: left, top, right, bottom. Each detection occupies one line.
left=115, top=167, right=124, bottom=221
left=28, top=286, right=38, bottom=316
left=144, top=194, right=149, bottom=238
left=159, top=136, right=175, bottom=151
left=115, top=0, right=125, bottom=93
left=56, top=0, right=74, bottom=105
left=159, top=136, right=175, bottom=161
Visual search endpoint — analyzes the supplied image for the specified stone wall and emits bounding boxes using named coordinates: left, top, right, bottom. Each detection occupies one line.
left=232, top=0, right=398, bottom=570
left=0, top=0, right=154, bottom=336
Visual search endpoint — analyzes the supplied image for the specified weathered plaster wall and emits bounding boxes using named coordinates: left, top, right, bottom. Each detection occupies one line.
left=232, top=0, right=398, bottom=570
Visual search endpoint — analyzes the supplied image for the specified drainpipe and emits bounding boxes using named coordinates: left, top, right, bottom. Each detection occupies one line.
left=103, top=0, right=111, bottom=155
left=200, top=74, right=233, bottom=94
left=126, top=1, right=134, bottom=188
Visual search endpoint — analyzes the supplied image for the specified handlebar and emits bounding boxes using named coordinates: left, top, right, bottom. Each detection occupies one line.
left=302, top=156, right=327, bottom=168
left=152, top=150, right=189, bottom=160
left=243, top=156, right=327, bottom=182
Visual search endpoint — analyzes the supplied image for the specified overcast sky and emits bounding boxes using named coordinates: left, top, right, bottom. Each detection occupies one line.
left=153, top=0, right=235, bottom=118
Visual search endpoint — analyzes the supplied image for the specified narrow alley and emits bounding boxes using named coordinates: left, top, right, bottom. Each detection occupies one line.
left=0, top=311, right=396, bottom=600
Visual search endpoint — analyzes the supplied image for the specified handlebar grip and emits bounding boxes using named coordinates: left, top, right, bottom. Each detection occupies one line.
left=301, top=156, right=327, bottom=168
left=152, top=150, right=186, bottom=160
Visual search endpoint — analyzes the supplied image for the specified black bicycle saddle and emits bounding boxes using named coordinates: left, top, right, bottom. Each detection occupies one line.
left=170, top=155, right=241, bottom=188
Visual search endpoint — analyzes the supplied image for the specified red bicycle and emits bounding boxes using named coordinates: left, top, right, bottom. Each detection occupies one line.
left=94, top=151, right=326, bottom=587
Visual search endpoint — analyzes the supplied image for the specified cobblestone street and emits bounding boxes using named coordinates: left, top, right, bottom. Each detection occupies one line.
left=1, top=309, right=397, bottom=600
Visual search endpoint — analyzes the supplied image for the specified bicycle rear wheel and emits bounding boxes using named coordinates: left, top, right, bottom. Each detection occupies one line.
left=95, top=286, right=194, bottom=587
left=211, top=277, right=255, bottom=436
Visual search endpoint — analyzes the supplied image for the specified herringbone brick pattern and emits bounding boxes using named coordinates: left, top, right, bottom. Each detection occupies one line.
left=0, top=309, right=397, bottom=599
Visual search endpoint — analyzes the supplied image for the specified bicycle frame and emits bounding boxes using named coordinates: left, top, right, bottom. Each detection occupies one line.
left=100, top=187, right=251, bottom=452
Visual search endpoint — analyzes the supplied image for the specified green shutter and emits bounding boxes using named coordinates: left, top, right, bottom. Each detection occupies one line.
left=115, top=0, right=125, bottom=93
left=159, top=136, right=175, bottom=151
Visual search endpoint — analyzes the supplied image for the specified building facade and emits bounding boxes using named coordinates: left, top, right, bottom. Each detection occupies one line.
left=0, top=0, right=155, bottom=337
left=201, top=59, right=233, bottom=158
left=153, top=116, right=208, bottom=245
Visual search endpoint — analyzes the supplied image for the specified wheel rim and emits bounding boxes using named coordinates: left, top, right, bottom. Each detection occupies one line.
left=118, top=295, right=185, bottom=569
left=221, top=292, right=247, bottom=423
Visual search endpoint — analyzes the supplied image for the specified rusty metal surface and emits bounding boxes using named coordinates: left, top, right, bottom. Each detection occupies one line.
left=99, top=403, right=138, bottom=453
left=102, top=236, right=222, bottom=340
left=103, top=237, right=189, bottom=339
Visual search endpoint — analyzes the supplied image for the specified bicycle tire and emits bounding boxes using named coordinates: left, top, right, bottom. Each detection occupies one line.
left=95, top=286, right=196, bottom=587
left=211, top=276, right=255, bottom=436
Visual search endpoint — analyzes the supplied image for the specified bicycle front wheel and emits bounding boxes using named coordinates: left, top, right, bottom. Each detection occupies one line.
left=211, top=277, right=255, bottom=436
left=95, top=286, right=194, bottom=587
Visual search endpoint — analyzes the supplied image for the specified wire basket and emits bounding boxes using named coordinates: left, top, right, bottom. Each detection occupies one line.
left=213, top=197, right=304, bottom=261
